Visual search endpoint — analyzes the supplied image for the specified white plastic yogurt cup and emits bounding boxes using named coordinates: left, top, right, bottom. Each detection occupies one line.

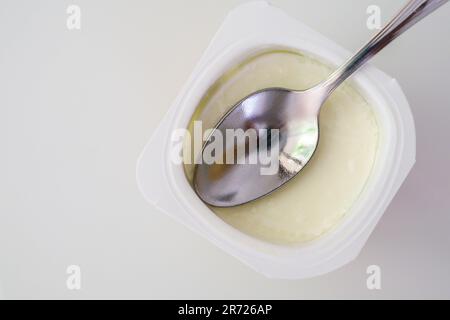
left=137, top=1, right=415, bottom=279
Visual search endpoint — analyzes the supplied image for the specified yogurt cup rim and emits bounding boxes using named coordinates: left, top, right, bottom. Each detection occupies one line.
left=162, top=34, right=401, bottom=264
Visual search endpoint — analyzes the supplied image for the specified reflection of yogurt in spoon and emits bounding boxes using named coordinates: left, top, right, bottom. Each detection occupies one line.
left=184, top=50, right=379, bottom=245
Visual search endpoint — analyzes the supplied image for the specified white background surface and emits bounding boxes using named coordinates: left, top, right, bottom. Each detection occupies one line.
left=1, top=0, right=449, bottom=299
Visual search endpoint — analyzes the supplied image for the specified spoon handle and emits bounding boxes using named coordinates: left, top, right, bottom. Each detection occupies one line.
left=321, top=0, right=448, bottom=95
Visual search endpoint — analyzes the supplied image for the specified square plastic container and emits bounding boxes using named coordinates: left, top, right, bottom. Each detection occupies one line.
left=136, top=1, right=416, bottom=279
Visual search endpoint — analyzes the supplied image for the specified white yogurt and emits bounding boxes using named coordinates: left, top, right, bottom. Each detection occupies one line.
left=184, top=50, right=379, bottom=245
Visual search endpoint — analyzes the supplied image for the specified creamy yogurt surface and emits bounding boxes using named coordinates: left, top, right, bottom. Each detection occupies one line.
left=184, top=50, right=379, bottom=245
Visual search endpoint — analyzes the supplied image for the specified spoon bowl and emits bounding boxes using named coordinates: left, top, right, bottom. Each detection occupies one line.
left=193, top=88, right=322, bottom=207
